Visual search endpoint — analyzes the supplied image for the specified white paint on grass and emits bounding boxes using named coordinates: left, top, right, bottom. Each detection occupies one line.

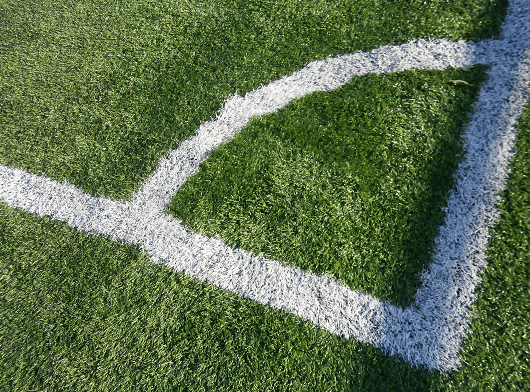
left=129, top=38, right=486, bottom=214
left=1, top=0, right=528, bottom=372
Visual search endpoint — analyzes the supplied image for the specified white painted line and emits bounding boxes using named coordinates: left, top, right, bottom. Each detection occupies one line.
left=1, top=0, right=528, bottom=372
left=129, top=38, right=486, bottom=214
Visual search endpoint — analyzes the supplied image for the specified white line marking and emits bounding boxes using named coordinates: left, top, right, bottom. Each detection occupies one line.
left=1, top=0, right=528, bottom=371
left=129, top=38, right=485, bottom=214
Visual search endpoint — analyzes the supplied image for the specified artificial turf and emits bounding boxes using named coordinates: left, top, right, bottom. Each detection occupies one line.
left=430, top=91, right=530, bottom=392
left=167, top=65, right=488, bottom=307
left=0, top=104, right=528, bottom=390
left=0, top=0, right=507, bottom=200
left=1, top=0, right=527, bottom=390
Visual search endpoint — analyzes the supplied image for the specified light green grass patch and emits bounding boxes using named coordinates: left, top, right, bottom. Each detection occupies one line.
left=0, top=0, right=507, bottom=200
left=168, top=65, right=488, bottom=307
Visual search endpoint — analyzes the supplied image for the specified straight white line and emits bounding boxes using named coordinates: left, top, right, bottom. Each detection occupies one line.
left=1, top=0, right=528, bottom=372
left=401, top=0, right=530, bottom=369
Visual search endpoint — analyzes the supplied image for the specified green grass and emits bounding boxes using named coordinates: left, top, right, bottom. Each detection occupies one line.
left=430, top=98, right=530, bottom=391
left=1, top=0, right=528, bottom=390
left=0, top=203, right=433, bottom=391
left=167, top=65, right=488, bottom=307
left=0, top=105, right=528, bottom=391
left=0, top=0, right=507, bottom=200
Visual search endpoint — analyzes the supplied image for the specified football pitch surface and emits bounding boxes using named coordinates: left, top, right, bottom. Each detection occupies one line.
left=1, top=0, right=529, bottom=390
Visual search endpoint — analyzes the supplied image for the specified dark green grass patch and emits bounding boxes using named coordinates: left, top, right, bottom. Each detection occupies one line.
left=0, top=203, right=434, bottom=391
left=168, top=66, right=488, bottom=307
left=0, top=0, right=507, bottom=200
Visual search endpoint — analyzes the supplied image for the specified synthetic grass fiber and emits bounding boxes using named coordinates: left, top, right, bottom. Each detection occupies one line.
left=0, top=0, right=507, bottom=200
left=168, top=65, right=488, bottom=307
left=1, top=0, right=529, bottom=390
